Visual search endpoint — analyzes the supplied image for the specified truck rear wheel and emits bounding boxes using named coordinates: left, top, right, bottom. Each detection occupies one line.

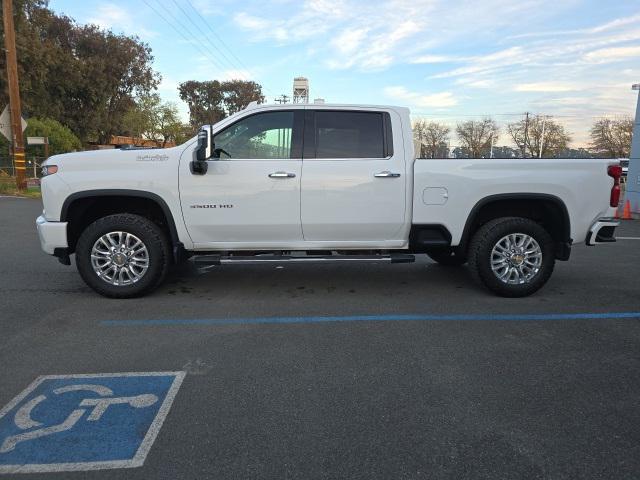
left=468, top=217, right=555, bottom=297
left=75, top=214, right=170, bottom=298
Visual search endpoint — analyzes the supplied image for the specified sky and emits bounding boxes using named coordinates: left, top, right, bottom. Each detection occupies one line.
left=48, top=0, right=640, bottom=145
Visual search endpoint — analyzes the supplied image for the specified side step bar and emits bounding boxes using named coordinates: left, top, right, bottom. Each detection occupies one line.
left=193, top=254, right=415, bottom=267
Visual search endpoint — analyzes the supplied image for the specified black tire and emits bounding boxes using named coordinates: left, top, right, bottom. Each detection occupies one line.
left=76, top=214, right=170, bottom=298
left=426, top=248, right=467, bottom=266
left=468, top=217, right=555, bottom=297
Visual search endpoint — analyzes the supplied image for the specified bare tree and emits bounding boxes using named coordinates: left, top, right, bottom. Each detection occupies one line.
left=507, top=115, right=571, bottom=158
left=589, top=117, right=633, bottom=158
left=456, top=118, right=499, bottom=159
left=414, top=120, right=450, bottom=158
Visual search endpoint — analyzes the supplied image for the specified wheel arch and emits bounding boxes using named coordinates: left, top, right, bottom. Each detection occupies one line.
left=459, top=193, right=572, bottom=260
left=61, top=189, right=181, bottom=258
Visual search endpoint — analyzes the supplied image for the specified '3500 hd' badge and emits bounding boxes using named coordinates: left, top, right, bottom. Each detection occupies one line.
left=190, top=204, right=233, bottom=209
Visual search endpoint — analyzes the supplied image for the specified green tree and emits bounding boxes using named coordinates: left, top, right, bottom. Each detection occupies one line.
left=123, top=94, right=162, bottom=140
left=178, top=80, right=226, bottom=129
left=124, top=94, right=189, bottom=146
left=413, top=120, right=450, bottom=158
left=0, top=0, right=160, bottom=144
left=155, top=102, right=188, bottom=147
left=589, top=117, right=633, bottom=158
left=456, top=118, right=499, bottom=159
left=24, top=117, right=82, bottom=156
left=221, top=80, right=265, bottom=115
left=179, top=79, right=264, bottom=128
left=507, top=115, right=571, bottom=158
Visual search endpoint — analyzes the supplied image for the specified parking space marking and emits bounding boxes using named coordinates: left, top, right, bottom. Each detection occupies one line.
left=0, top=372, right=185, bottom=474
left=100, top=311, right=640, bottom=328
left=616, top=237, right=640, bottom=240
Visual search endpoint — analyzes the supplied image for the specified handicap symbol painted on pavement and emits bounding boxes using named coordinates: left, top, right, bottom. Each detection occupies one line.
left=0, top=372, right=185, bottom=474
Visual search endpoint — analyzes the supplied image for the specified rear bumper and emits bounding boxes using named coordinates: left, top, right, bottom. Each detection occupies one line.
left=36, top=215, right=68, bottom=255
left=586, top=217, right=619, bottom=246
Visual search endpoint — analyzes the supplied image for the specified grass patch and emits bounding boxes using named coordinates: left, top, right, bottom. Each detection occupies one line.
left=0, top=178, right=42, bottom=198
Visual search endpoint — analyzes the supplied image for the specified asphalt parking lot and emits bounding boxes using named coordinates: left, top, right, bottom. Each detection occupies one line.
left=1, top=196, right=639, bottom=479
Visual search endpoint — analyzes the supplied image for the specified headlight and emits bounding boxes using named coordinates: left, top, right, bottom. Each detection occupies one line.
left=41, top=165, right=58, bottom=176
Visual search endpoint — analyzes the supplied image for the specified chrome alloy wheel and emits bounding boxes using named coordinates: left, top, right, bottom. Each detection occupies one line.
left=490, top=233, right=542, bottom=285
left=90, top=231, right=149, bottom=286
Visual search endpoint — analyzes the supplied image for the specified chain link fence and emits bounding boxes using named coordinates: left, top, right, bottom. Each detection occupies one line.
left=0, top=155, right=45, bottom=179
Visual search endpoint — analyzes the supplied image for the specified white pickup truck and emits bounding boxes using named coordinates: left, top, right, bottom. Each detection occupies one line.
left=36, top=102, right=621, bottom=298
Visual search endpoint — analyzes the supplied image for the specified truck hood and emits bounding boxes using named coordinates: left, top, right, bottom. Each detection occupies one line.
left=44, top=143, right=194, bottom=172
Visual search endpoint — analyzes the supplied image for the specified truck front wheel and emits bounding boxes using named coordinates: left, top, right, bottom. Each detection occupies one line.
left=468, top=217, right=555, bottom=297
left=75, top=214, right=170, bottom=298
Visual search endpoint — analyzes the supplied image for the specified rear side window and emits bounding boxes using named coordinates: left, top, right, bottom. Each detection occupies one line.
left=314, top=111, right=388, bottom=159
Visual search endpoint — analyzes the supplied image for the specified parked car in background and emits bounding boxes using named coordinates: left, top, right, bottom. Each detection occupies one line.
left=620, top=159, right=629, bottom=179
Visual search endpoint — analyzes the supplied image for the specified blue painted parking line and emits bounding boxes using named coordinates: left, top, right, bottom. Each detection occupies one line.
left=0, top=372, right=185, bottom=474
left=100, top=312, right=640, bottom=327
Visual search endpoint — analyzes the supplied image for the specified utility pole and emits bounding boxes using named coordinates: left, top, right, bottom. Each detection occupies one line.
left=624, top=84, right=640, bottom=218
left=2, top=0, right=26, bottom=190
left=489, top=132, right=494, bottom=159
left=275, top=94, right=289, bottom=104
left=522, top=112, right=530, bottom=159
left=538, top=115, right=547, bottom=159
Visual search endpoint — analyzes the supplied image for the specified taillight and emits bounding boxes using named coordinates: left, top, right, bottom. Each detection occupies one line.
left=608, top=164, right=622, bottom=207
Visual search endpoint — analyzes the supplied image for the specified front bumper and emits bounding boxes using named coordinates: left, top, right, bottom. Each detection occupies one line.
left=586, top=217, right=619, bottom=246
left=36, top=215, right=68, bottom=255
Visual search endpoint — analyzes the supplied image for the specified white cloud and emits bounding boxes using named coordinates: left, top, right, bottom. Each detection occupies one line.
left=430, top=47, right=525, bottom=79
left=331, top=28, right=369, bottom=55
left=88, top=3, right=157, bottom=39
left=508, top=13, right=640, bottom=39
left=411, top=55, right=461, bottom=64
left=591, top=14, right=640, bottom=33
left=514, top=82, right=579, bottom=93
left=234, top=12, right=271, bottom=31
left=149, top=0, right=637, bottom=146
left=582, top=46, right=640, bottom=64
left=455, top=78, right=495, bottom=88
left=191, top=0, right=236, bottom=16
left=384, top=86, right=458, bottom=108
left=233, top=0, right=438, bottom=70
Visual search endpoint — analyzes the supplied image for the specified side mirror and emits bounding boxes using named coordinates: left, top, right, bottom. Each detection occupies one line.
left=191, top=126, right=213, bottom=175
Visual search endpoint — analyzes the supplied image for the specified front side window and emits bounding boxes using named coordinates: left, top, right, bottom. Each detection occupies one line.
left=315, top=111, right=385, bottom=159
left=213, top=111, right=294, bottom=159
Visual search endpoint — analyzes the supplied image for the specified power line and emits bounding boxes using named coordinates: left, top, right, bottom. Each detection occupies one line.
left=143, top=0, right=274, bottom=102
left=166, top=0, right=247, bottom=79
left=182, top=0, right=256, bottom=79
left=182, top=0, right=276, bottom=98
left=156, top=0, right=231, bottom=74
left=141, top=0, right=228, bottom=75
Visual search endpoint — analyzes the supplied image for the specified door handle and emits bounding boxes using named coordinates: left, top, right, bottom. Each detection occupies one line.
left=269, top=172, right=296, bottom=178
left=374, top=171, right=401, bottom=178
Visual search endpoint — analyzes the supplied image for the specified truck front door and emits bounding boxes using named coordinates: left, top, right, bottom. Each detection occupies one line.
left=179, top=110, right=304, bottom=247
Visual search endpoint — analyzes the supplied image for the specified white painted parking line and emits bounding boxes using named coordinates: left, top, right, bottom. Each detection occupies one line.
left=0, top=372, right=185, bottom=474
left=616, top=237, right=640, bottom=240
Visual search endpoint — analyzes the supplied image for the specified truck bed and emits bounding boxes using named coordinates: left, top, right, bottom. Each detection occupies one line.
left=412, top=158, right=617, bottom=246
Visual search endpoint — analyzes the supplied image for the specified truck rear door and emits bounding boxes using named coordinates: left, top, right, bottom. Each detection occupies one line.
left=300, top=109, right=406, bottom=242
